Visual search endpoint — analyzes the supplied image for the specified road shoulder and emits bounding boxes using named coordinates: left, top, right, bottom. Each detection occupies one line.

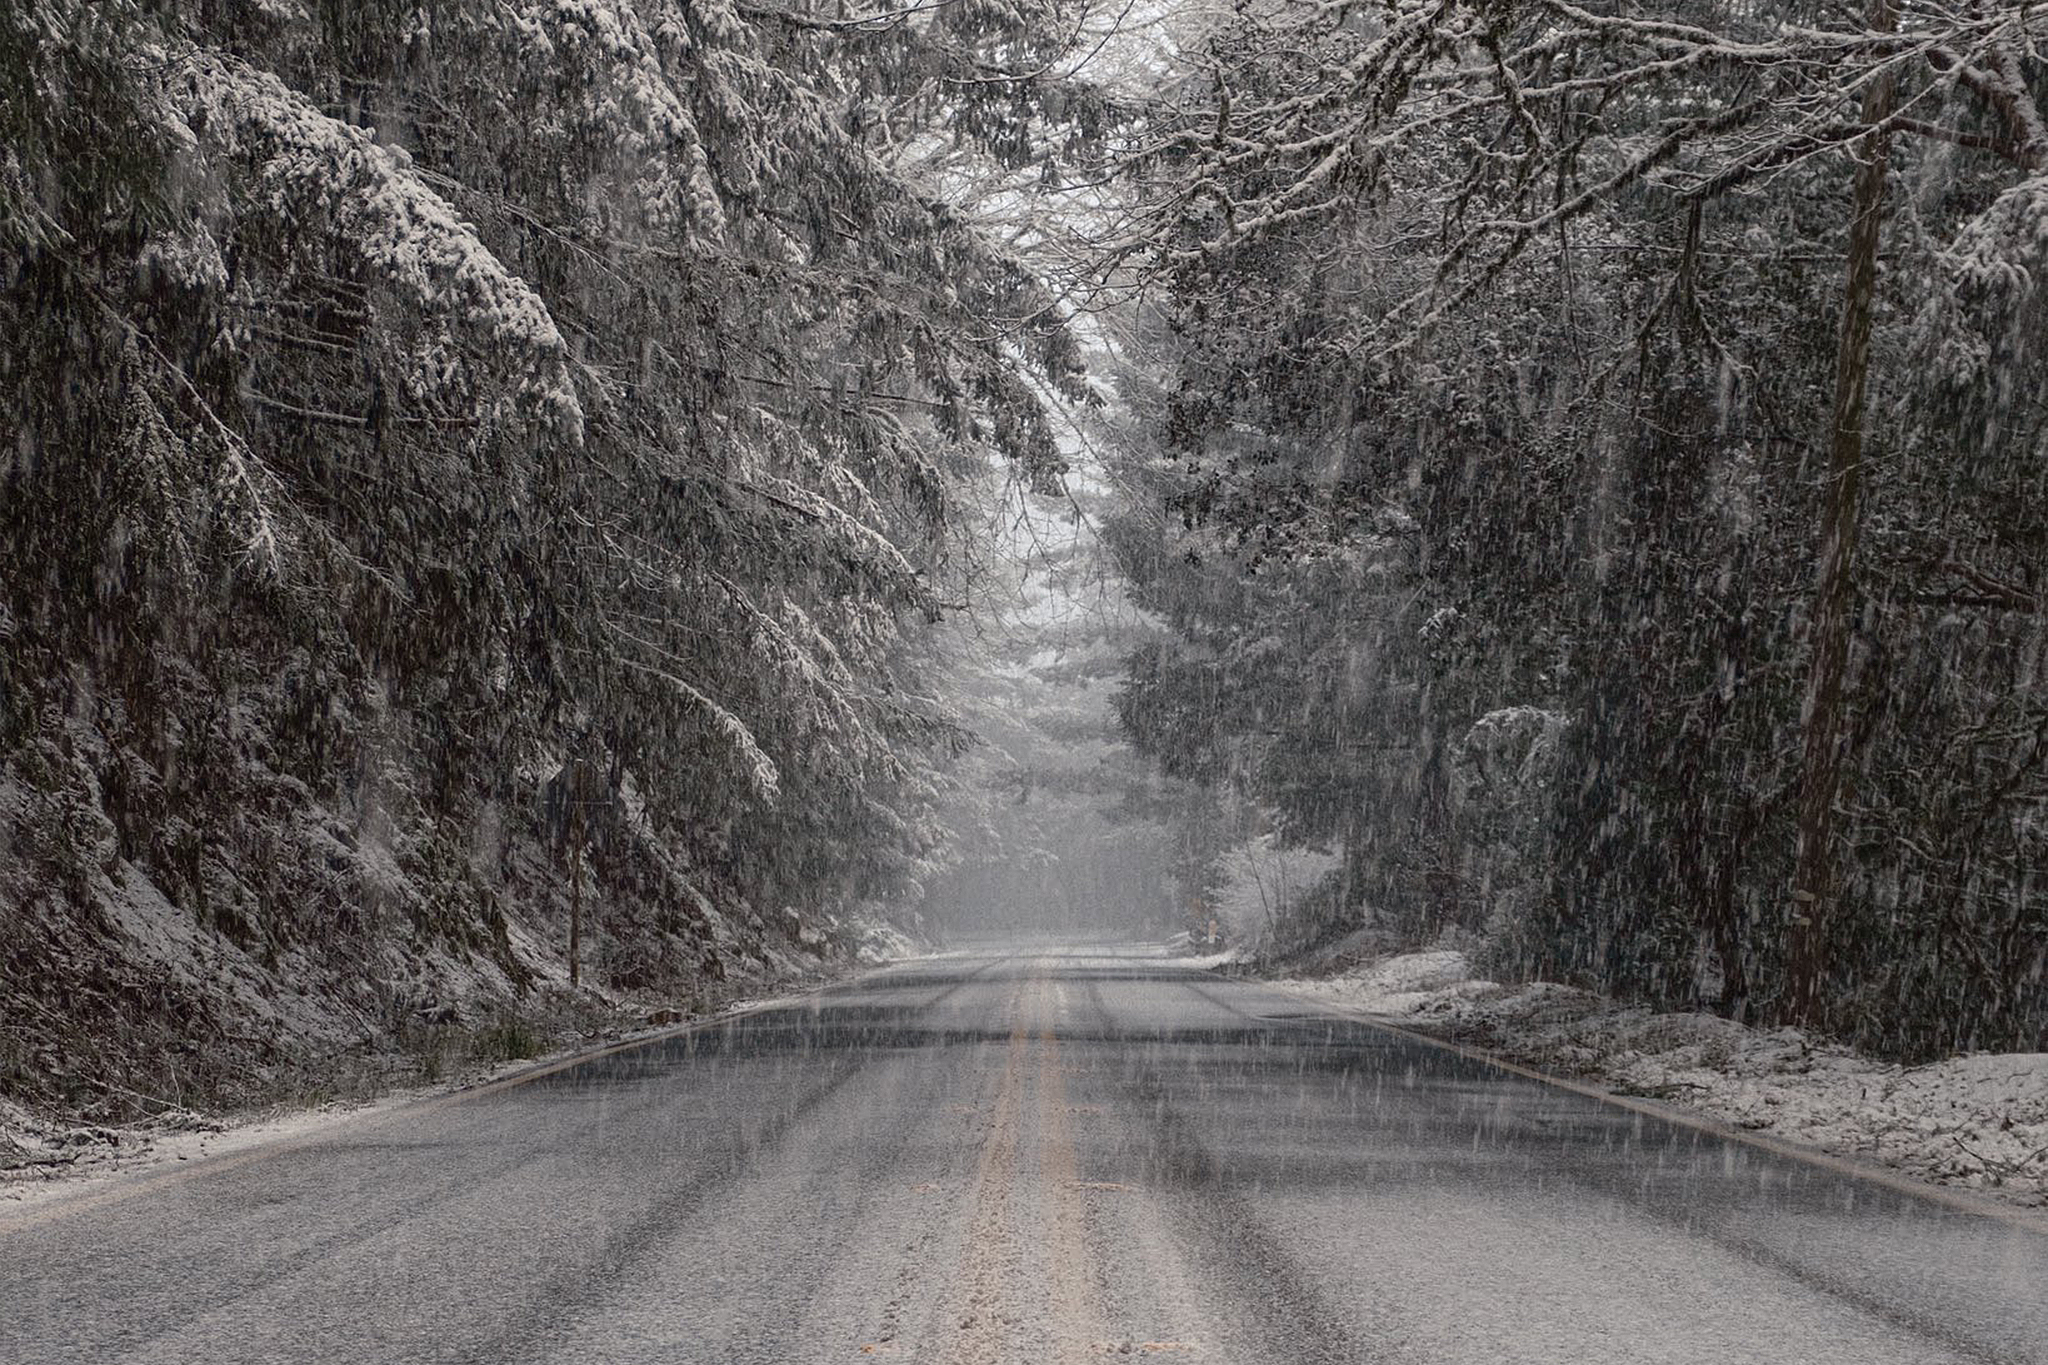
left=0, top=954, right=919, bottom=1224
left=1240, top=959, right=2048, bottom=1234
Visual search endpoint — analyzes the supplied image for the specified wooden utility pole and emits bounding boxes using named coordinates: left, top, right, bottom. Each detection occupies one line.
left=1786, top=0, right=1898, bottom=1027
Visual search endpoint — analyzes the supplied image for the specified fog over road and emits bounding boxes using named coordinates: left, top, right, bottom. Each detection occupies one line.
left=5, top=944, right=2045, bottom=1365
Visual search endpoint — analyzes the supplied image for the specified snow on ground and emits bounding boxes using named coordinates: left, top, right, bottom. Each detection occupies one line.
left=838, top=912, right=926, bottom=965
left=1159, top=928, right=1248, bottom=972
left=0, top=987, right=805, bottom=1213
left=1276, top=949, right=2048, bottom=1209
left=1283, top=948, right=1502, bottom=1015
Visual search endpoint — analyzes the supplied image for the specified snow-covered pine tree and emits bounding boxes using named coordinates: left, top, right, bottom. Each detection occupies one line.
left=0, top=0, right=1104, bottom=1107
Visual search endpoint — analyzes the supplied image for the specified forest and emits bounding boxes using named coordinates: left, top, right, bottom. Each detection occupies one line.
left=1, top=0, right=2044, bottom=1129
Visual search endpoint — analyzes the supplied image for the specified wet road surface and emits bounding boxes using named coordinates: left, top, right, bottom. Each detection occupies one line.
left=5, top=943, right=2046, bottom=1364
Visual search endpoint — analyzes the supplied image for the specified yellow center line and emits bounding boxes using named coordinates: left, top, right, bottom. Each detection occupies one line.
left=937, top=978, right=1031, bottom=1365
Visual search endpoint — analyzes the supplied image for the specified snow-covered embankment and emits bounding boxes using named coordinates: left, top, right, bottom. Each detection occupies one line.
left=1278, top=950, right=2048, bottom=1209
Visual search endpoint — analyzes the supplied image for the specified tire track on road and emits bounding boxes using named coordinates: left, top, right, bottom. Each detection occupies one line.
left=1117, top=975, right=1407, bottom=1365
left=1037, top=987, right=1110, bottom=1365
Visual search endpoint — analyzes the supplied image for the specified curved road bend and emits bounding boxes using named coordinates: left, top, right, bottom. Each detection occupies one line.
left=4, top=943, right=2045, bottom=1364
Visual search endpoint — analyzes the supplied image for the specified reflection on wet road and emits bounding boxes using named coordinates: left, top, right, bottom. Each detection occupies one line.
left=6, top=944, right=2045, bottom=1364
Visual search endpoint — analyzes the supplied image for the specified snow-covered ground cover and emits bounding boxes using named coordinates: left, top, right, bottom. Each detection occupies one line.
left=1, top=911, right=922, bottom=1198
left=837, top=913, right=926, bottom=965
left=1277, top=949, right=2048, bottom=1209
left=0, top=984, right=810, bottom=1210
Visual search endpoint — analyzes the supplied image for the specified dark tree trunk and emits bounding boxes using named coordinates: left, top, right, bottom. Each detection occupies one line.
left=1785, top=2, right=1898, bottom=1027
left=568, top=834, right=583, bottom=989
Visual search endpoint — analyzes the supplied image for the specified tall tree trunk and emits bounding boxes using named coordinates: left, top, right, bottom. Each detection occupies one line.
left=568, top=833, right=583, bottom=989
left=1785, top=1, right=1898, bottom=1028
left=567, top=755, right=587, bottom=990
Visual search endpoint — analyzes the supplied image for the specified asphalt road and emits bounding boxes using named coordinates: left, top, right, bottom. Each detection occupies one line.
left=5, top=943, right=2046, bottom=1364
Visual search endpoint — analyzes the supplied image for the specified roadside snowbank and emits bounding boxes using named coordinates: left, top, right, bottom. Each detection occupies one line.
left=1278, top=950, right=2048, bottom=1209
left=838, top=913, right=926, bottom=965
